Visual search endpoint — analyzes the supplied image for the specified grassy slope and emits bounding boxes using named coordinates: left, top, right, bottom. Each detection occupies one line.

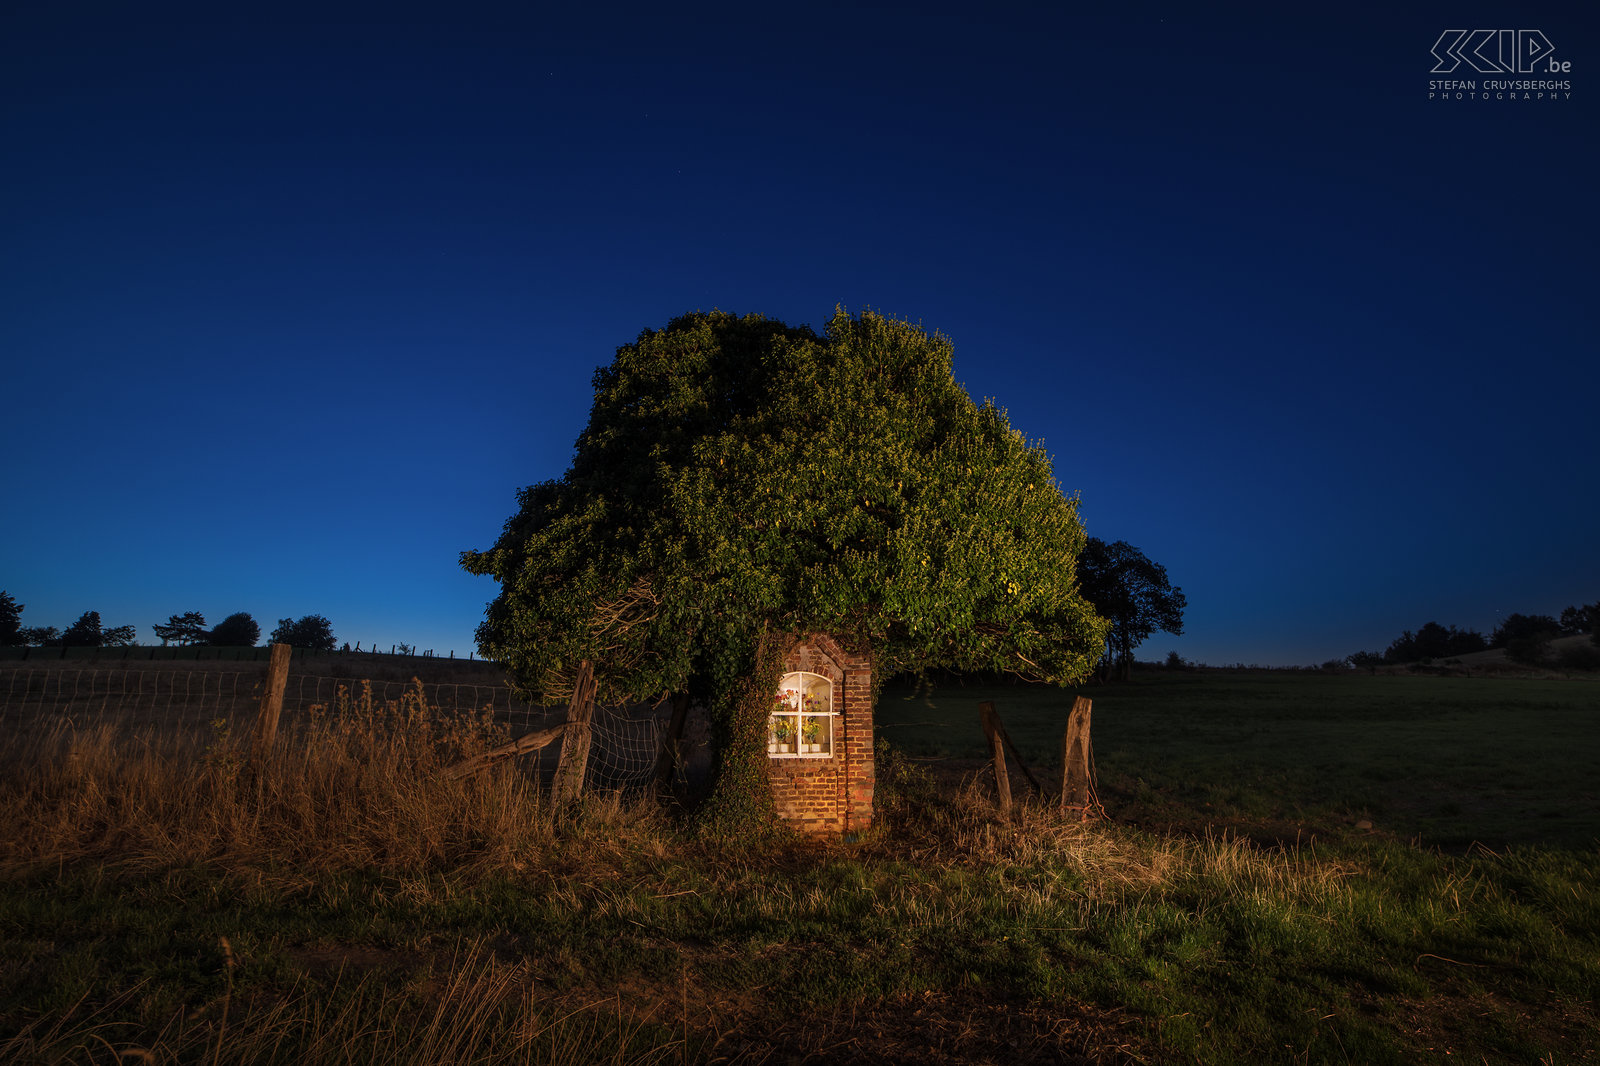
left=1, top=670, right=1597, bottom=1064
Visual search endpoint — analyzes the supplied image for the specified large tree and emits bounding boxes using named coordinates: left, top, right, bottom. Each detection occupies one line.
left=0, top=591, right=22, bottom=646
left=153, top=611, right=209, bottom=646
left=463, top=309, right=1107, bottom=829
left=270, top=615, right=336, bottom=650
left=1076, top=537, right=1186, bottom=681
left=209, top=612, right=261, bottom=647
left=61, top=611, right=104, bottom=648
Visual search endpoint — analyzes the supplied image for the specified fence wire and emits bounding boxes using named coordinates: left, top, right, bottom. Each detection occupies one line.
left=0, top=666, right=671, bottom=794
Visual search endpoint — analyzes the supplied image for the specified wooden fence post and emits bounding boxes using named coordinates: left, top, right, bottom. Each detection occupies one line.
left=551, top=660, right=596, bottom=804
left=1060, top=696, right=1096, bottom=819
left=252, top=643, right=292, bottom=759
left=979, top=701, right=1012, bottom=815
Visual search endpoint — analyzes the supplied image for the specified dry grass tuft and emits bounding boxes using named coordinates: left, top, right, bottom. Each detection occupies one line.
left=0, top=680, right=671, bottom=879
left=1, top=943, right=686, bottom=1066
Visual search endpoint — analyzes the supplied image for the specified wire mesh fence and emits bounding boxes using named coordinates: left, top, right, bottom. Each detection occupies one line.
left=0, top=666, right=676, bottom=794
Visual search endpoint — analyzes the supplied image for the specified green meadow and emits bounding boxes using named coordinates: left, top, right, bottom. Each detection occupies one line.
left=1, top=669, right=1596, bottom=1064
left=879, top=670, right=1600, bottom=851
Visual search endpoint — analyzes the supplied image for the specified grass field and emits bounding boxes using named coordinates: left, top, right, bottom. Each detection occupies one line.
left=1, top=667, right=1596, bottom=1064
left=878, top=670, right=1600, bottom=851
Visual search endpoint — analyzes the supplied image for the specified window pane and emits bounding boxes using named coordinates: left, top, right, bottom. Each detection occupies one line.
left=773, top=671, right=833, bottom=758
left=801, top=713, right=831, bottom=756
left=769, top=712, right=797, bottom=754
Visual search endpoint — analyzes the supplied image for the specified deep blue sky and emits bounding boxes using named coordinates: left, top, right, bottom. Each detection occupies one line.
left=3, top=2, right=1596, bottom=666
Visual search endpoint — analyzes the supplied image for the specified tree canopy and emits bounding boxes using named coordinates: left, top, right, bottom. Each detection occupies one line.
left=466, top=309, right=1106, bottom=698
left=209, top=612, right=261, bottom=647
left=463, top=309, right=1108, bottom=825
left=1076, top=537, right=1186, bottom=681
left=18, top=626, right=59, bottom=647
left=0, top=591, right=21, bottom=646
left=153, top=611, right=209, bottom=646
left=102, top=625, right=138, bottom=647
left=61, top=611, right=104, bottom=648
left=1383, top=621, right=1487, bottom=663
left=270, top=615, right=336, bottom=650
left=1558, top=602, right=1596, bottom=635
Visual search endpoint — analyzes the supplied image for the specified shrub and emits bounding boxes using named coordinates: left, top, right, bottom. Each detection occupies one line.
left=1556, top=642, right=1600, bottom=671
left=1506, top=634, right=1554, bottom=666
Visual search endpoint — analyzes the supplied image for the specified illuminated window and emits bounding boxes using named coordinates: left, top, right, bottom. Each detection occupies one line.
left=769, top=671, right=834, bottom=758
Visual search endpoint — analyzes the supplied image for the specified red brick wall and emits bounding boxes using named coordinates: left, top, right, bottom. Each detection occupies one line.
left=768, top=634, right=874, bottom=833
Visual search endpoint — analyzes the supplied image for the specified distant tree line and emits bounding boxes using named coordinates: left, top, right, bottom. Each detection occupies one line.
left=1, top=592, right=341, bottom=652
left=0, top=594, right=136, bottom=649
left=1348, top=599, right=1599, bottom=671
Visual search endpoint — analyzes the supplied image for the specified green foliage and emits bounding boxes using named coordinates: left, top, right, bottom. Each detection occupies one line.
left=153, top=610, right=209, bottom=646
left=0, top=591, right=22, bottom=646
left=270, top=615, right=336, bottom=650
left=464, top=309, right=1107, bottom=826
left=209, top=612, right=260, bottom=647
left=1076, top=538, right=1185, bottom=681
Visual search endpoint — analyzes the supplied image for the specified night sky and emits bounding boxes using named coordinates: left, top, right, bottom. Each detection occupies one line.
left=3, top=3, right=1595, bottom=666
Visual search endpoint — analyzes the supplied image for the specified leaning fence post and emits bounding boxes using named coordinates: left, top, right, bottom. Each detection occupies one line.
left=252, top=643, right=292, bottom=759
left=979, top=700, right=1012, bottom=815
left=1060, top=696, right=1096, bottom=819
left=551, top=660, right=596, bottom=804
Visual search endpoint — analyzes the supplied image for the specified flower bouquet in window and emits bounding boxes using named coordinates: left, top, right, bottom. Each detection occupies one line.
left=768, top=708, right=796, bottom=754
left=800, top=692, right=828, bottom=753
left=800, top=716, right=823, bottom=754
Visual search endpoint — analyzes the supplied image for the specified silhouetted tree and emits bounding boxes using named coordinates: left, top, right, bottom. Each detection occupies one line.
left=270, top=615, right=336, bottom=650
left=61, top=611, right=104, bottom=648
left=153, top=611, right=209, bottom=646
left=1346, top=650, right=1385, bottom=674
left=1384, top=621, right=1486, bottom=663
left=0, top=591, right=22, bottom=646
left=1076, top=537, right=1186, bottom=681
left=1490, top=613, right=1560, bottom=648
left=18, top=626, right=60, bottom=646
left=208, top=612, right=260, bottom=647
left=102, top=625, right=138, bottom=647
left=1559, top=602, right=1597, bottom=635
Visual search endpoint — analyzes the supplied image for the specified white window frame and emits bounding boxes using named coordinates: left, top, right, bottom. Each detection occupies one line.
left=769, top=671, right=836, bottom=759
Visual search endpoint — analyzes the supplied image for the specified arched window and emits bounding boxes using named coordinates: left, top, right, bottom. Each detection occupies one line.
left=769, top=671, right=835, bottom=758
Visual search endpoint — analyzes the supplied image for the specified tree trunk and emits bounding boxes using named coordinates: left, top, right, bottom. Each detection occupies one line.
left=695, top=629, right=784, bottom=839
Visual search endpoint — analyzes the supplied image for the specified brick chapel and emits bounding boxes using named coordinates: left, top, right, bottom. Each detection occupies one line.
left=766, top=633, right=875, bottom=833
